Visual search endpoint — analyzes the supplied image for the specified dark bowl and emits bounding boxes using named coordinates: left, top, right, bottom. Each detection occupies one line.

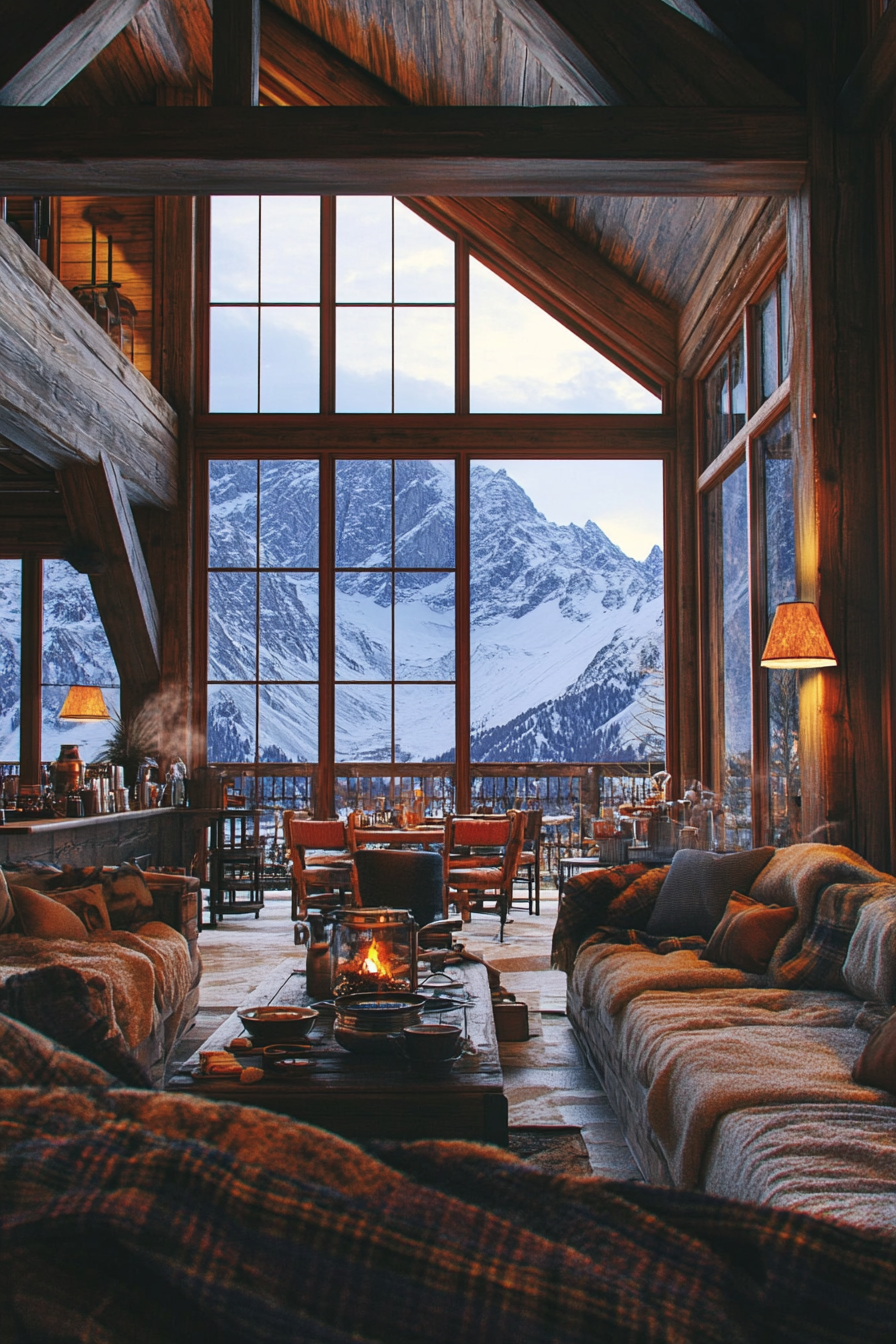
left=237, top=1005, right=319, bottom=1045
left=334, top=992, right=426, bottom=1034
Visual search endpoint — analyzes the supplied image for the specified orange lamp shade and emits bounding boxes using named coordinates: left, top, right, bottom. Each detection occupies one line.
left=760, top=602, right=837, bottom=669
left=58, top=685, right=111, bottom=721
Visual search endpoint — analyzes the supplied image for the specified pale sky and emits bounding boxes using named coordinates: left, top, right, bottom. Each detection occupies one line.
left=479, top=460, right=664, bottom=561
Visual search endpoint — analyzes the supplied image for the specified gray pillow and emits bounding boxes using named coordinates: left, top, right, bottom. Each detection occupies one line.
left=646, top=847, right=776, bottom=940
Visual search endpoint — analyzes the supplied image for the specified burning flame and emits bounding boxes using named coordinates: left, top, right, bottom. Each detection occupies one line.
left=360, top=938, right=390, bottom=977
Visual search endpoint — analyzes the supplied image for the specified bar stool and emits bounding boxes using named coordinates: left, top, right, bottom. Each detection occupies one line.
left=206, top=809, right=264, bottom=928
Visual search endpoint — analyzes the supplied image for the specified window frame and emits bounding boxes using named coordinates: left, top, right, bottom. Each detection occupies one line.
left=196, top=442, right=673, bottom=816
left=697, top=257, right=796, bottom=847
left=197, top=196, right=666, bottom=418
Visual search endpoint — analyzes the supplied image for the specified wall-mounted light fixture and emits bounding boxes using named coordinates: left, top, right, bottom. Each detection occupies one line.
left=760, top=602, right=837, bottom=669
left=58, top=686, right=112, bottom=721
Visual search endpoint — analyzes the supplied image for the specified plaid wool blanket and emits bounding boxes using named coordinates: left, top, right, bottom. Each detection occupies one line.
left=552, top=864, right=672, bottom=972
left=2, top=1014, right=896, bottom=1344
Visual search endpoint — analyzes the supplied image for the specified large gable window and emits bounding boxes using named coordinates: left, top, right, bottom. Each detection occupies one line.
left=207, top=196, right=661, bottom=416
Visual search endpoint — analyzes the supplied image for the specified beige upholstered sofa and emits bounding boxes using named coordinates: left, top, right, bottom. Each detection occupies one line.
left=0, top=864, right=200, bottom=1084
left=558, top=843, right=896, bottom=1234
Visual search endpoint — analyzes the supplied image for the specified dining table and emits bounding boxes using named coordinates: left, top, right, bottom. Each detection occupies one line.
left=351, top=825, right=445, bottom=850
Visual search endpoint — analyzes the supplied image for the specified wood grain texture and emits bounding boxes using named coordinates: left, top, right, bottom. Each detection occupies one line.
left=194, top=414, right=676, bottom=455
left=416, top=196, right=675, bottom=387
left=0, top=806, right=205, bottom=868
left=796, top=0, right=888, bottom=867
left=679, top=197, right=786, bottom=377
left=149, top=88, right=198, bottom=770
left=838, top=1, right=896, bottom=131
left=57, top=196, right=154, bottom=382
left=260, top=0, right=403, bottom=106
left=213, top=0, right=260, bottom=107
left=0, top=105, right=808, bottom=196
left=0, top=482, right=72, bottom=557
left=52, top=0, right=211, bottom=107
left=493, top=0, right=796, bottom=107
left=58, top=453, right=161, bottom=689
left=0, top=217, right=178, bottom=509
left=0, top=0, right=150, bottom=105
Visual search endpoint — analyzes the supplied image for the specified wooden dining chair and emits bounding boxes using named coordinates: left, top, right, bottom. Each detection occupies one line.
left=514, top=809, right=543, bottom=916
left=442, top=810, right=527, bottom=941
left=283, top=813, right=358, bottom=920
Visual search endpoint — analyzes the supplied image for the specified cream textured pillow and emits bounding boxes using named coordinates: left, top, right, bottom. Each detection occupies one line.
left=9, top=885, right=89, bottom=941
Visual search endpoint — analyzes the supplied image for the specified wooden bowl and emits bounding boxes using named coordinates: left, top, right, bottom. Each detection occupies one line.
left=237, top=1005, right=318, bottom=1045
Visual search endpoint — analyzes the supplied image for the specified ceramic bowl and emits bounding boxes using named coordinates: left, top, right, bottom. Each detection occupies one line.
left=237, top=1005, right=318, bottom=1045
left=402, top=1022, right=463, bottom=1063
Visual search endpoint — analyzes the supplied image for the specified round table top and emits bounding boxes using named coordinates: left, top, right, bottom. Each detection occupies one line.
left=542, top=814, right=575, bottom=827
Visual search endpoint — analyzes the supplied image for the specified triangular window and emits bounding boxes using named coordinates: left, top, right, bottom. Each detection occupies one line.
left=469, top=258, right=661, bottom=414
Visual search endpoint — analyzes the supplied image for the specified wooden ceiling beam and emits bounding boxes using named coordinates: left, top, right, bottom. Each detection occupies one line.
left=838, top=3, right=896, bottom=132
left=58, top=453, right=161, bottom=688
left=493, top=0, right=796, bottom=107
left=0, top=106, right=807, bottom=196
left=0, top=217, right=178, bottom=509
left=0, top=0, right=150, bottom=106
left=213, top=0, right=260, bottom=109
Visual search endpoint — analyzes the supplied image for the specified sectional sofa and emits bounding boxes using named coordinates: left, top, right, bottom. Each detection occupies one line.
left=554, top=843, right=896, bottom=1234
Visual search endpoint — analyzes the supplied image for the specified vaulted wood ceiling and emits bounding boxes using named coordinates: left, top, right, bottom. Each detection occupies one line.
left=46, top=0, right=802, bottom=312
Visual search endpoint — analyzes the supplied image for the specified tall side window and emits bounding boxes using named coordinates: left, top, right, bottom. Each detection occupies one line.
left=699, top=264, right=795, bottom=848
left=42, top=561, right=119, bottom=763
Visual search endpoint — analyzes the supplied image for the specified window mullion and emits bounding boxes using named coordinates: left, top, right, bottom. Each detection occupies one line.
left=321, top=197, right=336, bottom=416
left=318, top=452, right=336, bottom=816
left=455, top=453, right=471, bottom=812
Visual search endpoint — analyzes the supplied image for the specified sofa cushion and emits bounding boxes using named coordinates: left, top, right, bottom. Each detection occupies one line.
left=101, top=863, right=154, bottom=929
left=45, top=884, right=111, bottom=932
left=852, top=1011, right=896, bottom=1094
left=702, top=1103, right=896, bottom=1235
left=645, top=847, right=775, bottom=939
left=842, top=894, right=896, bottom=1006
left=700, top=891, right=797, bottom=974
left=0, top=868, right=14, bottom=935
left=8, top=885, right=89, bottom=942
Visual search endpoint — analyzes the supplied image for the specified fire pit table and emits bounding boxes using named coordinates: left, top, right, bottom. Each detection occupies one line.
left=168, top=957, right=508, bottom=1145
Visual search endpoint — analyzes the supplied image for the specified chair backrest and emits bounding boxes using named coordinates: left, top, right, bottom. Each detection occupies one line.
left=354, top=848, right=443, bottom=926
left=451, top=817, right=510, bottom=849
left=502, top=810, right=527, bottom=879
left=522, top=809, right=543, bottom=842
left=285, top=816, right=348, bottom=865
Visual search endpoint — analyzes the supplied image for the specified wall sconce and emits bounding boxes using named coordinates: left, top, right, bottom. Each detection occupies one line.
left=58, top=686, right=112, bottom=721
left=760, top=602, right=837, bottom=669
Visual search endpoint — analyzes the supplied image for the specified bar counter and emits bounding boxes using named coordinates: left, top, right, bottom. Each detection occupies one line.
left=0, top=807, right=219, bottom=871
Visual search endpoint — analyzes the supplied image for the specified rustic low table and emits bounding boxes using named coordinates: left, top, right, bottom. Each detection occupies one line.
left=169, top=957, right=508, bottom=1145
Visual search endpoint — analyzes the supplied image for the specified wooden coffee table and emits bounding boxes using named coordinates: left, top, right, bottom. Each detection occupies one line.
left=168, top=958, right=508, bottom=1145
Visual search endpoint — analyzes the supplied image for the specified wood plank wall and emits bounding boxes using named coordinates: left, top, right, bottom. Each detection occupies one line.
left=57, top=196, right=154, bottom=383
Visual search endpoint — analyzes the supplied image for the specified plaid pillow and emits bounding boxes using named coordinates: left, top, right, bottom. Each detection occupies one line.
left=605, top=866, right=670, bottom=931
left=552, top=864, right=649, bottom=973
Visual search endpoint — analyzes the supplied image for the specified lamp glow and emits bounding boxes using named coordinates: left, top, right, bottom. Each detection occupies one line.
left=760, top=602, right=837, bottom=669
left=58, top=685, right=112, bottom=721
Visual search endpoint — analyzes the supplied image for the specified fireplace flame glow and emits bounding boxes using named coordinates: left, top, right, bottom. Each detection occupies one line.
left=360, top=938, right=390, bottom=977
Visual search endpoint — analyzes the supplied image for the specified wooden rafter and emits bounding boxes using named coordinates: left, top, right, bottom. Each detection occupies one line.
left=838, top=2, right=896, bottom=132
left=492, top=0, right=796, bottom=107
left=0, top=217, right=178, bottom=509
left=414, top=197, right=675, bottom=387
left=58, top=453, right=161, bottom=689
left=0, top=105, right=808, bottom=196
left=259, top=1, right=403, bottom=108
left=0, top=0, right=150, bottom=106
